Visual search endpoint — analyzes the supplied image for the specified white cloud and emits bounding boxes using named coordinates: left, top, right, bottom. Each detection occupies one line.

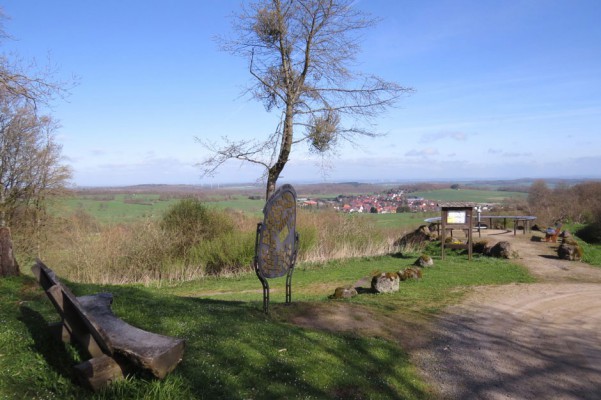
left=420, top=131, right=468, bottom=143
left=405, top=148, right=440, bottom=157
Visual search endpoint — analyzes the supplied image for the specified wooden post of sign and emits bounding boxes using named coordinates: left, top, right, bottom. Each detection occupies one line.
left=440, top=203, right=475, bottom=261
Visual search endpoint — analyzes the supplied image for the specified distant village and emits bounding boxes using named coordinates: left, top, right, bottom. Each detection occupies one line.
left=298, top=189, right=439, bottom=214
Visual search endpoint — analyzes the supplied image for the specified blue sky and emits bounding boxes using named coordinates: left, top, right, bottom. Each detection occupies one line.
left=3, top=0, right=600, bottom=186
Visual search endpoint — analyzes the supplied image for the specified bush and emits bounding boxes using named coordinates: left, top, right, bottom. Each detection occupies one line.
left=161, top=198, right=234, bottom=256
left=189, top=231, right=255, bottom=275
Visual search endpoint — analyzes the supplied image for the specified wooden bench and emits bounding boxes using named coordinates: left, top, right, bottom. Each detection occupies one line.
left=32, top=260, right=185, bottom=391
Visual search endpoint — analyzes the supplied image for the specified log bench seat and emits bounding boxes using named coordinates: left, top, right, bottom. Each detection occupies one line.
left=32, top=260, right=185, bottom=390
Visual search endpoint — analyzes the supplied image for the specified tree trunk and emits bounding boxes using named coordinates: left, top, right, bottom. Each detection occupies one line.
left=0, top=227, right=19, bottom=277
left=265, top=173, right=278, bottom=201
left=265, top=102, right=295, bottom=201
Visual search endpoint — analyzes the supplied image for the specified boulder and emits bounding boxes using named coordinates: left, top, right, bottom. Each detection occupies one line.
left=395, top=225, right=435, bottom=249
left=398, top=267, right=422, bottom=281
left=414, top=254, right=433, bottom=268
left=330, top=286, right=358, bottom=299
left=486, top=241, right=513, bottom=259
left=560, top=230, right=572, bottom=240
left=473, top=240, right=489, bottom=254
left=371, top=272, right=400, bottom=294
left=557, top=243, right=582, bottom=261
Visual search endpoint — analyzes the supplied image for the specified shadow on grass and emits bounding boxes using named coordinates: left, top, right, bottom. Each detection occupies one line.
left=391, top=252, right=415, bottom=259
left=18, top=306, right=80, bottom=386
left=17, top=280, right=430, bottom=399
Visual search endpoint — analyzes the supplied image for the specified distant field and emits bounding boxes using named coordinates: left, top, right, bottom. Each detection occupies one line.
left=52, top=194, right=265, bottom=223
left=52, top=188, right=525, bottom=224
left=410, top=189, right=526, bottom=203
left=363, top=211, right=439, bottom=229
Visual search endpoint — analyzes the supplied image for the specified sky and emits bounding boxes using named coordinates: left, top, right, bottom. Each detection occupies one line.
left=2, top=0, right=600, bottom=187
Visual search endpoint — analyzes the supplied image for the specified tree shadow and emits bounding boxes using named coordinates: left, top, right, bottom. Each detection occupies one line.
left=390, top=252, right=414, bottom=259
left=421, top=303, right=601, bottom=399
left=17, top=273, right=431, bottom=399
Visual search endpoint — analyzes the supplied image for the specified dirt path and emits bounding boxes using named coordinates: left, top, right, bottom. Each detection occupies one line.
left=413, top=230, right=601, bottom=399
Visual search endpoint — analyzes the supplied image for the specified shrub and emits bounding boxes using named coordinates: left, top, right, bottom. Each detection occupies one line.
left=189, top=231, right=255, bottom=275
left=161, top=198, right=234, bottom=257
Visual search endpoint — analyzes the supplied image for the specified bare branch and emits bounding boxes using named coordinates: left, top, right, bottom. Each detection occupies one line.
left=207, top=0, right=413, bottom=198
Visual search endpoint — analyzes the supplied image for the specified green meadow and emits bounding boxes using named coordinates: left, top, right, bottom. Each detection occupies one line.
left=366, top=212, right=439, bottom=229
left=52, top=188, right=524, bottom=225
left=54, top=194, right=265, bottom=224
left=1, top=245, right=535, bottom=399
left=5, top=187, right=601, bottom=398
left=410, top=189, right=526, bottom=203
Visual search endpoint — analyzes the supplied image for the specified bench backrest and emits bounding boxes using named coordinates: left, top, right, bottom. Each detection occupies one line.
left=32, top=260, right=113, bottom=356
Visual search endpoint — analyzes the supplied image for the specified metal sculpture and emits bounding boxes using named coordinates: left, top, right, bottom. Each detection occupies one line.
left=254, top=184, right=299, bottom=313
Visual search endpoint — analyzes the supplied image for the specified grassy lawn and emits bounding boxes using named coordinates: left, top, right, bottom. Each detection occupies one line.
left=1, top=248, right=535, bottom=399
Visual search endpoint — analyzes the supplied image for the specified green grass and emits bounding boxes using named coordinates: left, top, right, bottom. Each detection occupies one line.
left=410, top=189, right=526, bottom=203
left=53, top=194, right=178, bottom=223
left=362, top=212, right=439, bottom=229
left=52, top=195, right=265, bottom=224
left=167, top=246, right=534, bottom=314
left=1, top=249, right=534, bottom=399
left=567, top=223, right=601, bottom=267
left=577, top=240, right=601, bottom=266
left=51, top=189, right=524, bottom=226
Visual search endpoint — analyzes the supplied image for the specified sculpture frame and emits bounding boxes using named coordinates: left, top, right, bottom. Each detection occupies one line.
left=254, top=184, right=299, bottom=313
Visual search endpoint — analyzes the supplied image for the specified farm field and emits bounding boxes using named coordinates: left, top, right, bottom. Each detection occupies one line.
left=53, top=187, right=525, bottom=225
left=53, top=194, right=265, bottom=223
left=410, top=188, right=526, bottom=203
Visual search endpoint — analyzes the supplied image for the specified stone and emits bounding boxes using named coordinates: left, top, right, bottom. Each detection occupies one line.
left=371, top=272, right=400, bottom=294
left=398, top=267, right=422, bottom=281
left=394, top=225, right=435, bottom=249
left=486, top=241, right=513, bottom=259
left=473, top=240, right=489, bottom=254
left=330, top=286, right=358, bottom=299
left=560, top=230, right=572, bottom=240
left=557, top=243, right=582, bottom=261
left=414, top=254, right=433, bottom=268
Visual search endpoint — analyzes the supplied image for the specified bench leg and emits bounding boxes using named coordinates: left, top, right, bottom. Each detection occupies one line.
left=285, top=267, right=293, bottom=304
left=259, top=275, right=270, bottom=314
left=74, top=354, right=125, bottom=391
left=49, top=321, right=72, bottom=343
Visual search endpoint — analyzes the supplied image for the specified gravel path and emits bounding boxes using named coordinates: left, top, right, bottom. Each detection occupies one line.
left=413, top=230, right=601, bottom=399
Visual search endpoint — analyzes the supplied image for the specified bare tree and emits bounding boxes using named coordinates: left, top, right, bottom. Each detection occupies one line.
left=0, top=8, right=72, bottom=276
left=199, top=0, right=412, bottom=199
left=0, top=103, right=71, bottom=225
